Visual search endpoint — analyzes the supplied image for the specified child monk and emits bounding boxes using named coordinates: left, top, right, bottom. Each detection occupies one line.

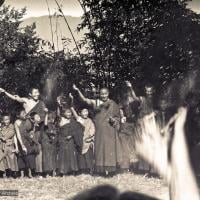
left=70, top=93, right=95, bottom=173
left=42, top=108, right=58, bottom=177
left=1, top=113, right=18, bottom=178
left=57, top=107, right=83, bottom=176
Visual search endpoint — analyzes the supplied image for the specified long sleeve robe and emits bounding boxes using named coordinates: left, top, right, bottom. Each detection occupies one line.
left=93, top=99, right=120, bottom=172
left=58, top=119, right=83, bottom=174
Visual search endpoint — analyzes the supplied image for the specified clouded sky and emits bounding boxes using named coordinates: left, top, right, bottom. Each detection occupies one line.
left=4, top=0, right=83, bottom=18
left=3, top=0, right=200, bottom=19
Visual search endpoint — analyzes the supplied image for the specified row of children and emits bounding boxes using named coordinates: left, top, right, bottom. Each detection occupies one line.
left=0, top=103, right=95, bottom=178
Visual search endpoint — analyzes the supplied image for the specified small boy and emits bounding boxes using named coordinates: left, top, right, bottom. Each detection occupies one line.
left=70, top=93, right=95, bottom=173
left=1, top=113, right=18, bottom=178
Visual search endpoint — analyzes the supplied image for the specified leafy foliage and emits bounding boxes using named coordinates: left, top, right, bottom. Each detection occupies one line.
left=78, top=0, right=200, bottom=90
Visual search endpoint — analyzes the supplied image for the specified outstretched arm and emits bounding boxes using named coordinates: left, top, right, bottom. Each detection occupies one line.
left=0, top=88, right=26, bottom=103
left=125, top=81, right=140, bottom=101
left=69, top=93, right=80, bottom=121
left=72, top=84, right=95, bottom=107
left=71, top=107, right=79, bottom=121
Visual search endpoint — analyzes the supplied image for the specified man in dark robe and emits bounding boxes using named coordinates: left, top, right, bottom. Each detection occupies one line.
left=73, top=85, right=120, bottom=175
left=0, top=87, right=46, bottom=121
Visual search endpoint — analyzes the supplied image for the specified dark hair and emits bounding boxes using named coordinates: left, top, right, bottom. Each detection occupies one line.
left=15, top=107, right=25, bottom=117
left=61, top=107, right=72, bottom=116
left=145, top=83, right=154, bottom=89
left=2, top=112, right=11, bottom=118
left=29, top=87, right=39, bottom=94
left=100, top=87, right=109, bottom=93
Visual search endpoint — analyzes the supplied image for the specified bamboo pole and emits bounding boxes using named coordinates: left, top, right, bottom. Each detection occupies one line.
left=54, top=0, right=82, bottom=61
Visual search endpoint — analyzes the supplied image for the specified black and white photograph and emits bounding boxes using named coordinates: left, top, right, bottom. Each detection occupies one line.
left=0, top=0, right=200, bottom=199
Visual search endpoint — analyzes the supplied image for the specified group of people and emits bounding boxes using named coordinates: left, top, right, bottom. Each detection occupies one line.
left=0, top=81, right=162, bottom=178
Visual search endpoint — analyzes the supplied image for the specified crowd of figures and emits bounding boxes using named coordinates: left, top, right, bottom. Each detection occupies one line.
left=0, top=81, right=190, bottom=178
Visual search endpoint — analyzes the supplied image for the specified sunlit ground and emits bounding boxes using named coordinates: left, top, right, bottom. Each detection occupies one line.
left=0, top=173, right=169, bottom=200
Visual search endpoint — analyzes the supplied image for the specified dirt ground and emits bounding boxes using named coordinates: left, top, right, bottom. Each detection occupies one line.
left=0, top=173, right=169, bottom=200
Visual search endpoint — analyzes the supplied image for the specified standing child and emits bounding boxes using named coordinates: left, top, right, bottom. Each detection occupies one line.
left=29, top=112, right=43, bottom=178
left=0, top=122, right=6, bottom=178
left=57, top=107, right=83, bottom=176
left=14, top=108, right=28, bottom=178
left=41, top=108, right=58, bottom=177
left=70, top=93, right=95, bottom=174
left=1, top=113, right=18, bottom=178
left=15, top=111, right=40, bottom=178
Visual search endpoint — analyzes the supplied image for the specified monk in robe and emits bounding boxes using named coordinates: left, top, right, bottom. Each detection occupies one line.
left=70, top=99, right=95, bottom=173
left=121, top=83, right=156, bottom=174
left=16, top=112, right=41, bottom=178
left=1, top=113, right=18, bottom=178
left=42, top=109, right=58, bottom=176
left=0, top=87, right=46, bottom=122
left=0, top=87, right=47, bottom=176
left=73, top=85, right=120, bottom=175
left=58, top=108, right=83, bottom=175
left=117, top=81, right=140, bottom=171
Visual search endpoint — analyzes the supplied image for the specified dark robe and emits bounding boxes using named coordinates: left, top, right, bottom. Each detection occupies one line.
left=57, top=119, right=83, bottom=174
left=18, top=119, right=38, bottom=170
left=118, top=100, right=140, bottom=170
left=94, top=99, right=120, bottom=173
left=25, top=100, right=46, bottom=172
left=41, top=123, right=58, bottom=172
left=27, top=100, right=46, bottom=122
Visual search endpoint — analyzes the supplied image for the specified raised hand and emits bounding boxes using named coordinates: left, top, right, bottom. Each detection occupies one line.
left=0, top=88, right=5, bottom=93
left=69, top=93, right=74, bottom=100
left=56, top=96, right=62, bottom=105
left=125, top=81, right=132, bottom=88
left=72, top=84, right=79, bottom=91
left=121, top=116, right=127, bottom=124
left=44, top=107, right=49, bottom=113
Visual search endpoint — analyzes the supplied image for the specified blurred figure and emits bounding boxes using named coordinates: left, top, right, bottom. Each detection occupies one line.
left=116, top=81, right=140, bottom=172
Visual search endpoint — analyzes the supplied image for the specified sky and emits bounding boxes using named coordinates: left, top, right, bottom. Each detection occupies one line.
left=187, top=0, right=200, bottom=13
left=4, top=0, right=83, bottom=18
left=3, top=0, right=200, bottom=19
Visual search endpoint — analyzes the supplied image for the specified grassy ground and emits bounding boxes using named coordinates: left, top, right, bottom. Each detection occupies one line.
left=0, top=173, right=169, bottom=200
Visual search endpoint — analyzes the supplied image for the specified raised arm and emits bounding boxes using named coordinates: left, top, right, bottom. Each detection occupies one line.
left=0, top=88, right=26, bottom=103
left=72, top=84, right=95, bottom=107
left=125, top=81, right=140, bottom=101
left=69, top=93, right=80, bottom=121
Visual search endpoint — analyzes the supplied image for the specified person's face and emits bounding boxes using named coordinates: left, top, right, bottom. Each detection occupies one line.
left=100, top=89, right=109, bottom=102
left=34, top=114, right=41, bottom=124
left=30, top=89, right=40, bottom=101
left=3, top=116, right=11, bottom=126
left=145, top=86, right=154, bottom=97
left=63, top=109, right=72, bottom=119
left=19, top=110, right=26, bottom=120
left=80, top=109, right=89, bottom=119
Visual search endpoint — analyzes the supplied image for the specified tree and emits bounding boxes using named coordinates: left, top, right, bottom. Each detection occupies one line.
left=78, top=0, right=200, bottom=91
